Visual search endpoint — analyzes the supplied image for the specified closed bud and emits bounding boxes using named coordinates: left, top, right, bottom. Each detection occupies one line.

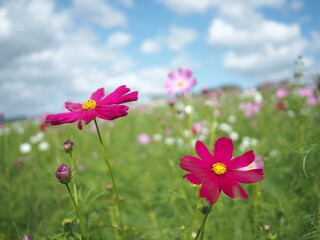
left=64, top=140, right=74, bottom=153
left=55, top=164, right=72, bottom=184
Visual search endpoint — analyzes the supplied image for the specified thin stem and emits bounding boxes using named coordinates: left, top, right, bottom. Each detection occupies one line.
left=68, top=151, right=79, bottom=204
left=66, top=183, right=88, bottom=240
left=93, top=118, right=124, bottom=237
left=194, top=205, right=212, bottom=240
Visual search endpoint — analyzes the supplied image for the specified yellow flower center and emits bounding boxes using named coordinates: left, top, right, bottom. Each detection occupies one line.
left=82, top=99, right=96, bottom=110
left=177, top=82, right=184, bottom=86
left=212, top=163, right=227, bottom=175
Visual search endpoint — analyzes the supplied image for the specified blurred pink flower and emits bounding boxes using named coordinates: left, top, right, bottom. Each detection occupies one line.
left=239, top=102, right=262, bottom=117
left=164, top=68, right=197, bottom=94
left=238, top=155, right=264, bottom=171
left=276, top=88, right=288, bottom=99
left=180, top=137, right=264, bottom=205
left=137, top=133, right=151, bottom=145
left=307, top=97, right=317, bottom=106
left=45, top=86, right=138, bottom=130
left=299, top=87, right=314, bottom=98
left=192, top=122, right=202, bottom=135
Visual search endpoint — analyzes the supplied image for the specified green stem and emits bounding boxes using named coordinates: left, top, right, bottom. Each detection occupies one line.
left=68, top=151, right=79, bottom=205
left=66, top=184, right=88, bottom=240
left=194, top=205, right=212, bottom=240
left=93, top=118, right=124, bottom=237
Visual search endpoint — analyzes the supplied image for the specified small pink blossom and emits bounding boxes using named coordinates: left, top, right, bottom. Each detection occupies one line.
left=239, top=102, right=262, bottom=118
left=238, top=155, right=264, bottom=171
left=137, top=133, right=151, bottom=145
left=45, top=86, right=138, bottom=130
left=192, top=123, right=202, bottom=135
left=180, top=137, right=264, bottom=205
left=276, top=88, right=288, bottom=99
left=307, top=97, right=317, bottom=106
left=164, top=68, right=197, bottom=94
left=299, top=87, right=314, bottom=98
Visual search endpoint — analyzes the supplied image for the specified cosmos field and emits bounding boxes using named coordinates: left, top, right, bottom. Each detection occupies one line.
left=1, top=72, right=320, bottom=240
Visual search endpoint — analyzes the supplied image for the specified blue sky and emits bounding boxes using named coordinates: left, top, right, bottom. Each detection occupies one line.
left=0, top=0, right=320, bottom=118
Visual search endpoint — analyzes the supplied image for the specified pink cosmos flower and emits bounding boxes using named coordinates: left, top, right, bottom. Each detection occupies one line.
left=299, top=87, right=314, bottom=98
left=276, top=88, right=288, bottom=99
left=137, top=133, right=151, bottom=145
left=180, top=137, right=264, bottom=205
left=239, top=102, right=262, bottom=118
left=164, top=67, right=197, bottom=94
left=45, top=85, right=138, bottom=130
left=238, top=155, right=264, bottom=171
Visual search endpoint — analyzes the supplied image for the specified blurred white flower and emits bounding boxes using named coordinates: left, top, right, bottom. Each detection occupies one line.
left=20, top=143, right=31, bottom=154
left=240, top=88, right=263, bottom=103
left=185, top=105, right=194, bottom=114
left=287, top=110, right=295, bottom=118
left=152, top=133, right=162, bottom=142
left=239, top=136, right=259, bottom=151
left=218, top=123, right=233, bottom=133
left=228, top=115, right=237, bottom=123
left=16, top=127, right=25, bottom=135
left=30, top=132, right=44, bottom=143
left=38, top=141, right=50, bottom=151
left=176, top=137, right=184, bottom=147
left=229, top=131, right=239, bottom=141
left=164, top=137, right=175, bottom=145
left=183, top=129, right=191, bottom=138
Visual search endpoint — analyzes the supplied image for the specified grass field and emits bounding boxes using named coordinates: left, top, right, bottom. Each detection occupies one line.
left=1, top=82, right=320, bottom=240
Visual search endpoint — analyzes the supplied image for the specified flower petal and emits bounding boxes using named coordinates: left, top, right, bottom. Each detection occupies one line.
left=213, top=137, right=234, bottom=163
left=98, top=85, right=138, bottom=105
left=65, top=102, right=82, bottom=112
left=45, top=112, right=82, bottom=126
left=178, top=68, right=192, bottom=78
left=195, top=141, right=214, bottom=164
left=228, top=150, right=255, bottom=170
left=90, top=88, right=105, bottom=101
left=81, top=111, right=97, bottom=124
left=96, top=105, right=129, bottom=120
left=180, top=155, right=212, bottom=172
left=226, top=169, right=264, bottom=183
left=183, top=171, right=213, bottom=185
left=199, top=175, right=221, bottom=205
left=219, top=175, right=249, bottom=199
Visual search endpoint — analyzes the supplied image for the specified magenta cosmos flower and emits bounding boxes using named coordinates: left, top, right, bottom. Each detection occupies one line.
left=45, top=85, right=138, bottom=130
left=164, top=67, right=197, bottom=94
left=180, top=137, right=264, bottom=205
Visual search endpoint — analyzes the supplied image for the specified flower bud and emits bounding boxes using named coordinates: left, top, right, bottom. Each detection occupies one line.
left=64, top=140, right=74, bottom=153
left=55, top=164, right=72, bottom=184
left=200, top=206, right=210, bottom=215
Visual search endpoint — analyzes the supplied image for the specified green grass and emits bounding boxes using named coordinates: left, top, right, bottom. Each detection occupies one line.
left=0, top=84, right=319, bottom=240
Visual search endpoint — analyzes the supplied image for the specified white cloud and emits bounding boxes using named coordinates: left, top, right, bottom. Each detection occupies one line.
left=0, top=0, right=135, bottom=118
left=158, top=0, right=286, bottom=14
left=208, top=18, right=301, bottom=50
left=0, top=9, right=11, bottom=38
left=73, top=0, right=126, bottom=27
left=290, top=0, right=303, bottom=11
left=140, top=39, right=162, bottom=54
left=311, top=31, right=320, bottom=52
left=106, top=32, right=131, bottom=49
left=205, top=2, right=310, bottom=80
left=166, top=26, right=197, bottom=51
left=224, top=40, right=307, bottom=76
left=140, top=26, right=197, bottom=54
left=170, top=53, right=201, bottom=69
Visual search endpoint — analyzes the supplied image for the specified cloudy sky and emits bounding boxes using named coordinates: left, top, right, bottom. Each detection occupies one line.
left=1, top=0, right=320, bottom=118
